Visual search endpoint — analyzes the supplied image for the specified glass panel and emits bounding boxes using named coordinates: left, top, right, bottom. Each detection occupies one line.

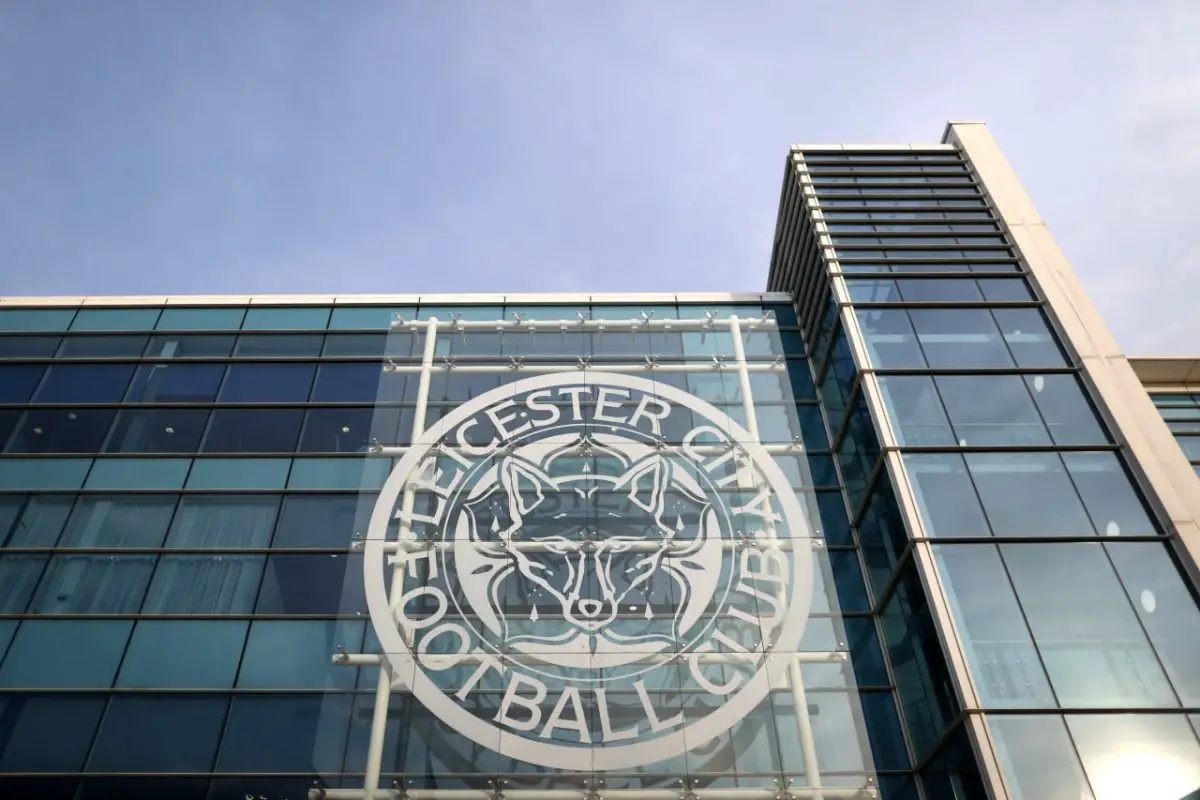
left=328, top=305, right=415, bottom=330
left=0, top=694, right=107, bottom=772
left=287, top=457, right=389, bottom=491
left=125, top=363, right=226, bottom=403
left=232, top=333, right=325, bottom=357
left=0, top=620, right=132, bottom=688
left=989, top=715, right=1092, bottom=800
left=156, top=306, right=246, bottom=331
left=311, top=362, right=383, bottom=402
left=28, top=553, right=155, bottom=613
left=855, top=308, right=926, bottom=368
left=87, top=695, right=227, bottom=772
left=321, top=332, right=388, bottom=356
left=993, top=308, right=1067, bottom=367
left=218, top=363, right=315, bottom=402
left=69, top=307, right=160, bottom=331
left=1105, top=542, right=1200, bottom=705
left=241, top=306, right=331, bottom=330
left=0, top=554, right=48, bottom=611
left=202, top=408, right=305, bottom=453
left=104, top=408, right=211, bottom=453
left=0, top=458, right=92, bottom=490
left=34, top=363, right=136, bottom=403
left=846, top=278, right=900, bottom=303
left=1002, top=543, right=1177, bottom=707
left=977, top=278, right=1035, bottom=301
left=144, top=333, right=237, bottom=357
left=0, top=335, right=59, bottom=357
left=2, top=495, right=74, bottom=547
left=166, top=495, right=280, bottom=548
left=298, top=408, right=376, bottom=453
left=877, top=375, right=955, bottom=446
left=933, top=545, right=1055, bottom=707
left=1062, top=452, right=1157, bottom=537
left=0, top=364, right=45, bottom=402
left=1025, top=374, right=1108, bottom=445
left=185, top=458, right=291, bottom=490
left=256, top=553, right=366, bottom=614
left=934, top=374, right=1048, bottom=446
left=1067, top=714, right=1200, bottom=800
left=117, top=619, right=248, bottom=688
left=237, top=619, right=363, bottom=689
left=0, top=308, right=76, bottom=331
left=216, top=694, right=352, bottom=774
left=919, top=724, right=991, bottom=800
left=84, top=458, right=191, bottom=490
left=142, top=554, right=265, bottom=613
left=55, top=334, right=149, bottom=357
left=58, top=495, right=177, bottom=547
left=273, top=494, right=360, bottom=548
left=965, top=453, right=1093, bottom=537
left=909, top=308, right=1013, bottom=368
left=896, top=278, right=984, bottom=301
left=5, top=408, right=116, bottom=453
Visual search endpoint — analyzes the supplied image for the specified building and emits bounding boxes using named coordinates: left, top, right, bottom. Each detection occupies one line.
left=0, top=121, right=1196, bottom=800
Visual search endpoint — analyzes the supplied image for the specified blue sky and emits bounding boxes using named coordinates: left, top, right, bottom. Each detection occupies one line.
left=0, top=1, right=1196, bottom=352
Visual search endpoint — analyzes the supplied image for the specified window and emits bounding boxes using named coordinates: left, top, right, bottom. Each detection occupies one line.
left=256, top=553, right=366, bottom=614
left=0, top=694, right=107, bottom=772
left=58, top=495, right=177, bottom=547
left=185, top=458, right=291, bottom=490
left=28, top=554, right=156, bottom=613
left=298, top=408, right=377, bottom=453
left=328, top=306, right=415, bottom=330
left=218, top=363, right=315, bottom=402
left=311, top=362, right=383, bottom=402
left=237, top=620, right=364, bottom=689
left=202, top=408, right=304, bottom=453
left=104, top=408, right=210, bottom=453
left=125, top=363, right=226, bottom=402
left=144, top=333, right=236, bottom=358
left=909, top=309, right=1013, bottom=368
left=142, top=554, right=265, bottom=614
left=156, top=306, right=246, bottom=331
left=88, top=695, right=228, bottom=772
left=34, top=364, right=136, bottom=403
left=117, top=620, right=248, bottom=688
left=905, top=454, right=990, bottom=538
left=0, top=554, right=48, bottom=612
left=321, top=332, right=388, bottom=356
left=934, top=375, right=1047, bottom=446
left=69, top=307, right=160, bottom=331
left=216, top=694, right=352, bottom=774
left=978, top=278, right=1034, bottom=301
left=5, top=408, right=116, bottom=453
left=84, top=458, right=191, bottom=490
left=241, top=306, right=331, bottom=331
left=55, top=334, right=149, bottom=357
left=1062, top=452, right=1157, bottom=537
left=855, top=309, right=925, bottom=368
left=273, top=494, right=362, bottom=548
left=0, top=620, right=132, bottom=688
left=993, top=308, right=1066, bottom=367
left=0, top=458, right=92, bottom=490
left=0, top=335, right=60, bottom=357
left=988, top=716, right=1091, bottom=800
left=0, top=308, right=76, bottom=331
left=165, top=495, right=280, bottom=548
left=965, top=453, right=1093, bottom=537
left=0, top=364, right=45, bottom=403
left=877, top=376, right=955, bottom=447
left=896, top=278, right=985, bottom=302
left=0, top=495, right=75, bottom=547
left=1025, top=374, right=1108, bottom=445
left=1066, top=714, right=1200, bottom=799
left=232, top=333, right=325, bottom=357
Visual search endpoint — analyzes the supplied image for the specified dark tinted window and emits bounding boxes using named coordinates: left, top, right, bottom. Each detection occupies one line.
left=219, top=363, right=315, bottom=402
left=55, top=335, right=148, bottom=357
left=34, top=364, right=135, bottom=403
left=5, top=408, right=116, bottom=453
left=125, top=363, right=226, bottom=403
left=202, top=408, right=304, bottom=453
left=144, top=334, right=236, bottom=358
left=87, top=695, right=228, bottom=772
left=0, top=336, right=60, bottom=357
left=105, top=408, right=210, bottom=453
left=311, top=363, right=383, bottom=402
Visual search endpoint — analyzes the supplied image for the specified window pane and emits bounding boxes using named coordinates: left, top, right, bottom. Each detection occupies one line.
left=70, top=307, right=160, bottom=331
left=84, top=458, right=191, bottom=490
left=909, top=309, right=1013, bottom=368
left=896, top=278, right=983, bottom=301
left=0, top=555, right=48, bottom=612
left=216, top=694, right=352, bottom=774
left=241, top=306, right=331, bottom=331
left=156, top=306, right=246, bottom=331
left=34, top=364, right=135, bottom=403
left=117, top=620, right=248, bottom=688
left=934, top=545, right=1054, bottom=707
left=0, top=364, right=45, bottom=402
left=29, top=554, right=155, bottom=613
left=1106, top=542, right=1200, bottom=705
left=287, top=457, right=387, bottom=491
left=0, top=308, right=76, bottom=332
left=142, top=554, right=265, bottom=613
left=1003, top=543, right=1177, bottom=707
left=321, top=332, right=387, bottom=356
left=237, top=619, right=363, bottom=689
left=5, top=408, right=116, bottom=453
left=125, top=363, right=226, bottom=402
left=935, top=374, right=1047, bottom=446
left=232, top=333, right=325, bottom=357
left=0, top=620, right=132, bottom=688
left=1062, top=452, right=1157, bottom=537
left=1067, top=714, right=1200, bottom=800
left=59, top=495, right=177, bottom=547
left=877, top=375, right=955, bottom=446
left=55, top=334, right=149, bottom=357
left=274, top=494, right=361, bottom=548
left=977, top=278, right=1034, bottom=302
left=988, top=716, right=1091, bottom=800
left=256, top=553, right=366, bottom=614
left=219, top=363, right=315, bottom=402
left=311, top=362, right=383, bottom=402
left=846, top=278, right=900, bottom=303
left=298, top=408, right=376, bottom=453
left=104, top=408, right=210, bottom=453
left=905, top=454, right=991, bottom=537
left=328, top=306, right=415, bottom=330
left=88, top=695, right=227, bottom=772
left=0, top=335, right=61, bottom=357
left=166, top=495, right=279, bottom=548
left=0, top=694, right=107, bottom=772
left=202, top=409, right=304, bottom=453
left=855, top=308, right=926, bottom=368
left=1025, top=374, right=1108, bottom=445
left=0, top=458, right=91, bottom=490
left=144, top=333, right=236, bottom=358
left=184, top=458, right=291, bottom=490
left=966, top=453, right=1093, bottom=537
left=1, top=495, right=75, bottom=547
left=993, top=308, right=1066, bottom=367
left=416, top=304, right=504, bottom=321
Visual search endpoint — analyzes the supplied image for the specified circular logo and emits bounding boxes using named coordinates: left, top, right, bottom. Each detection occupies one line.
left=364, top=372, right=813, bottom=771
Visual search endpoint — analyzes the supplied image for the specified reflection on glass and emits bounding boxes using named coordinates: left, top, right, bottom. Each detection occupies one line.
left=965, top=453, right=1093, bottom=537
left=905, top=454, right=990, bottom=538
left=1067, top=714, right=1200, bottom=800
left=989, top=715, right=1092, bottom=800
left=934, top=374, right=1047, bottom=446
left=877, top=376, right=954, bottom=446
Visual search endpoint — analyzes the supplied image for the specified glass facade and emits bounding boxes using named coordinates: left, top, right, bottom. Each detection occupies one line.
left=768, top=147, right=1200, bottom=799
left=1151, top=393, right=1200, bottom=476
